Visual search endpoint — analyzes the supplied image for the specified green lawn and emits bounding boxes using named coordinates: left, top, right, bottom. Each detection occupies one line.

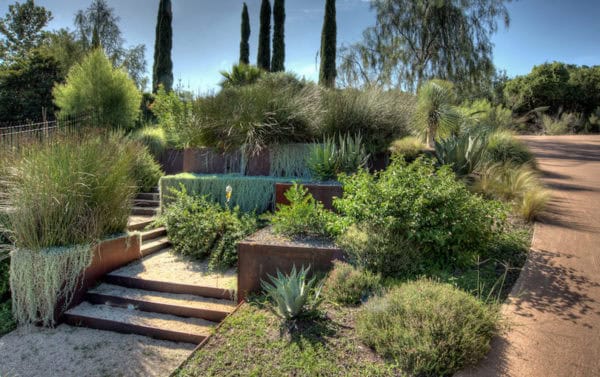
left=174, top=301, right=399, bottom=377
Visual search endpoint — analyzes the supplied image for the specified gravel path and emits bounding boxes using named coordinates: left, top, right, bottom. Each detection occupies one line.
left=0, top=324, right=194, bottom=377
left=459, top=135, right=600, bottom=377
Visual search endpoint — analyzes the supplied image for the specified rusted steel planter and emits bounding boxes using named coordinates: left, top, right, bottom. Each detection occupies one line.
left=183, top=148, right=241, bottom=174
left=56, top=233, right=141, bottom=322
left=275, top=182, right=343, bottom=211
left=237, top=228, right=344, bottom=302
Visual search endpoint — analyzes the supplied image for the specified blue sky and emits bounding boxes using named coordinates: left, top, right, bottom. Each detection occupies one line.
left=2, top=0, right=599, bottom=92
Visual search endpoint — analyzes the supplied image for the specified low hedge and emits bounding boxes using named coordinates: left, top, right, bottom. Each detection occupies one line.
left=160, top=173, right=298, bottom=213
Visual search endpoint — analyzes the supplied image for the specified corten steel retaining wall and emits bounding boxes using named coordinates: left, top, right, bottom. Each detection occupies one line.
left=237, top=236, right=345, bottom=303
left=183, top=148, right=242, bottom=174
left=275, top=182, right=343, bottom=211
left=55, top=233, right=142, bottom=322
left=157, top=148, right=185, bottom=174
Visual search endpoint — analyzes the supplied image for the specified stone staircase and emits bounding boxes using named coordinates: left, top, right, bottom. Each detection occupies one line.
left=63, top=191, right=237, bottom=344
left=131, top=191, right=161, bottom=217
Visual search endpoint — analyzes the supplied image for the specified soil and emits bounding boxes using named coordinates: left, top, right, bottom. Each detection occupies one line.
left=459, top=135, right=600, bottom=377
left=245, top=226, right=338, bottom=249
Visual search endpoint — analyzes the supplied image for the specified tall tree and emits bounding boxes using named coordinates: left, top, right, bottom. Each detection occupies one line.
left=339, top=0, right=510, bottom=93
left=239, top=3, right=250, bottom=65
left=0, top=0, right=52, bottom=63
left=74, top=0, right=147, bottom=89
left=257, top=0, right=271, bottom=71
left=319, top=0, right=336, bottom=88
left=271, top=0, right=285, bottom=72
left=152, top=0, right=173, bottom=92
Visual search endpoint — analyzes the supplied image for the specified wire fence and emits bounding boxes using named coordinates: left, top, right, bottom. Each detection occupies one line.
left=0, top=112, right=98, bottom=149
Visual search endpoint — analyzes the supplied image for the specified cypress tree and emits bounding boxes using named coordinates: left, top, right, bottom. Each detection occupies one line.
left=271, top=0, right=285, bottom=72
left=152, top=0, right=174, bottom=93
left=319, top=0, right=337, bottom=88
left=257, top=0, right=271, bottom=71
left=239, top=3, right=251, bottom=65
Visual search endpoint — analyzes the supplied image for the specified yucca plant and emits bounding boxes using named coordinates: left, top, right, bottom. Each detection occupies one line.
left=261, top=265, right=323, bottom=320
left=435, top=133, right=488, bottom=177
left=414, top=79, right=462, bottom=147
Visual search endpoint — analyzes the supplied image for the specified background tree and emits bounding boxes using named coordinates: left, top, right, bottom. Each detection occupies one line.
left=74, top=0, right=147, bottom=89
left=0, top=0, right=52, bottom=63
left=0, top=51, right=62, bottom=121
left=152, top=0, right=173, bottom=92
left=319, top=0, right=336, bottom=88
left=239, top=3, right=250, bottom=65
left=271, top=0, right=285, bottom=72
left=53, top=49, right=141, bottom=129
left=257, top=0, right=271, bottom=71
left=339, top=0, right=510, bottom=93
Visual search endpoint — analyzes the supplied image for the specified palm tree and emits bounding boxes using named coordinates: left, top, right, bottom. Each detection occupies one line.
left=219, top=64, right=263, bottom=88
left=414, top=79, right=461, bottom=147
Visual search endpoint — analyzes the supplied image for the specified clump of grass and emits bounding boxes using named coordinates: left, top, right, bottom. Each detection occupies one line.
left=323, top=261, right=381, bottom=306
left=389, top=136, right=428, bottom=161
left=357, top=279, right=499, bottom=377
left=542, top=113, right=578, bottom=135
left=519, top=188, right=551, bottom=222
left=130, top=125, right=170, bottom=156
left=485, top=130, right=535, bottom=167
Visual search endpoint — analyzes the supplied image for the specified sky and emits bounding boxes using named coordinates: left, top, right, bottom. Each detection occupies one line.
left=1, top=0, right=599, bottom=92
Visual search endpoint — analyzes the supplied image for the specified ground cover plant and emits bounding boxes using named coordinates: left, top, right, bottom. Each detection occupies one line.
left=158, top=187, right=257, bottom=270
left=323, top=261, right=381, bottom=306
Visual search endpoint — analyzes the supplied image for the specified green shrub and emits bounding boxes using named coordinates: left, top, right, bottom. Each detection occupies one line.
left=0, top=299, right=15, bottom=335
left=150, top=86, right=199, bottom=148
left=0, top=256, right=9, bottom=299
left=323, top=261, right=381, bottom=306
left=3, top=133, right=136, bottom=250
left=460, top=99, right=514, bottom=134
left=261, top=265, right=323, bottom=320
left=320, top=87, right=414, bottom=153
left=307, top=134, right=368, bottom=181
left=53, top=49, right=141, bottom=130
left=335, top=158, right=507, bottom=269
left=159, top=188, right=257, bottom=270
left=160, top=174, right=283, bottom=213
left=357, top=279, right=498, bottom=377
left=388, top=136, right=428, bottom=161
left=337, top=224, right=422, bottom=278
left=129, top=144, right=164, bottom=192
left=542, top=113, right=578, bottom=135
left=485, top=130, right=535, bottom=166
left=271, top=183, right=336, bottom=239
left=130, top=126, right=170, bottom=156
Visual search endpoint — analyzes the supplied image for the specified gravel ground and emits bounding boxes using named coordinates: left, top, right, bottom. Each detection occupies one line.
left=0, top=324, right=195, bottom=377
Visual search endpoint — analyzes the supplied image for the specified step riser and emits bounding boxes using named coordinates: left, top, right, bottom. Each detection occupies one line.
left=134, top=200, right=160, bottom=208
left=136, top=193, right=160, bottom=201
left=141, top=228, right=166, bottom=242
left=132, top=207, right=158, bottom=216
left=104, top=275, right=235, bottom=301
left=64, top=313, right=204, bottom=344
left=86, top=293, right=229, bottom=322
left=128, top=220, right=153, bottom=232
left=141, top=241, right=171, bottom=256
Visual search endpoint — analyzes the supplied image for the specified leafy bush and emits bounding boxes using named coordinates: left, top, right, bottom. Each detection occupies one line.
left=159, top=188, right=257, bottom=270
left=460, top=99, right=514, bottom=134
left=150, top=86, right=200, bottom=148
left=130, top=125, right=170, bottom=156
left=219, top=64, right=263, bottom=88
left=3, top=133, right=136, bottom=250
left=160, top=173, right=282, bottom=213
left=0, top=299, right=15, bottom=335
left=320, top=87, right=414, bottom=153
left=485, top=130, right=535, bottom=166
left=130, top=144, right=163, bottom=192
left=323, top=261, right=381, bottom=306
left=388, top=136, right=428, bottom=161
left=435, top=133, right=488, bottom=177
left=307, top=134, right=368, bottom=181
left=337, top=224, right=422, bottom=278
left=357, top=279, right=498, bottom=377
left=335, top=158, right=507, bottom=269
left=261, top=265, right=323, bottom=320
left=53, top=49, right=141, bottom=130
left=271, top=183, right=335, bottom=239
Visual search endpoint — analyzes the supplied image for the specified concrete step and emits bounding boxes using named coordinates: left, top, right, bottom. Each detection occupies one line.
left=132, top=206, right=158, bottom=216
left=127, top=216, right=154, bottom=232
left=140, top=236, right=171, bottom=256
left=64, top=302, right=216, bottom=344
left=136, top=192, right=160, bottom=201
left=140, top=227, right=166, bottom=242
left=134, top=199, right=160, bottom=208
left=87, top=283, right=235, bottom=322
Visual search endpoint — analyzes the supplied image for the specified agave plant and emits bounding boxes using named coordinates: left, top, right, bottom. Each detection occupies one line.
left=337, top=133, right=369, bottom=174
left=307, top=138, right=339, bottom=181
left=435, top=133, right=488, bottom=177
left=261, top=265, right=323, bottom=320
